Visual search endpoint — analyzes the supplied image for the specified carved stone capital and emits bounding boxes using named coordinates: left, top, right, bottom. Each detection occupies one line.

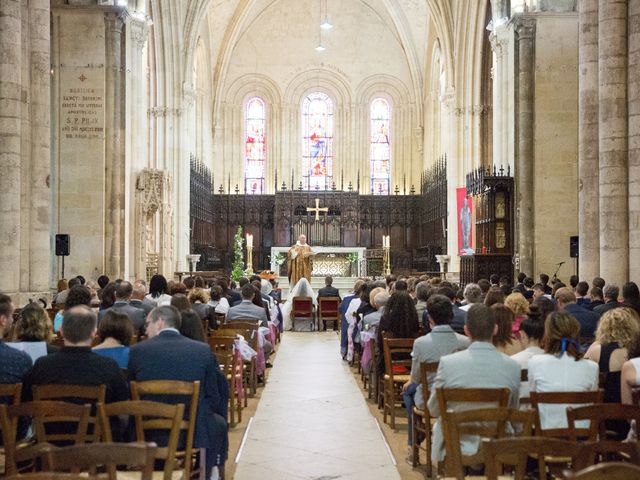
left=104, top=11, right=125, bottom=35
left=129, top=18, right=149, bottom=50
left=148, top=107, right=182, bottom=118
left=514, top=16, right=536, bottom=41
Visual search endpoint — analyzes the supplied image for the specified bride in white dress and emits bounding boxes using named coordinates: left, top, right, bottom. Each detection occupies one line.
left=281, top=277, right=316, bottom=331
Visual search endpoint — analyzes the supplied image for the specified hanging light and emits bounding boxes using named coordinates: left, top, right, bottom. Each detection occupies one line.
left=315, top=43, right=326, bottom=52
left=320, top=0, right=332, bottom=29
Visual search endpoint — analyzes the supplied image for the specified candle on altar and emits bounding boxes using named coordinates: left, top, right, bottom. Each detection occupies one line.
left=246, top=233, right=253, bottom=248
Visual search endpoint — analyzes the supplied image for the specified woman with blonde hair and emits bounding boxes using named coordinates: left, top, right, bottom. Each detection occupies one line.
left=505, top=292, right=530, bottom=337
left=528, top=312, right=599, bottom=430
left=13, top=303, right=58, bottom=354
left=585, top=307, right=640, bottom=437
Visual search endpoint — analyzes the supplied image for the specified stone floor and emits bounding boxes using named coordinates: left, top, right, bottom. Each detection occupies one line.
left=233, top=332, right=402, bottom=480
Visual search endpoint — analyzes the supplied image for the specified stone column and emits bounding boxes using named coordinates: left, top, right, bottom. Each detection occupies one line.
left=28, top=0, right=51, bottom=292
left=598, top=0, right=629, bottom=285
left=104, top=12, right=125, bottom=278
left=629, top=0, right=640, bottom=280
left=515, top=17, right=536, bottom=277
left=127, top=17, right=149, bottom=280
left=0, top=0, right=22, bottom=293
left=578, top=0, right=600, bottom=281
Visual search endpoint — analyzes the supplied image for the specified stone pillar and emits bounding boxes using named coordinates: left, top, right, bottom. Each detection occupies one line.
left=629, top=0, right=640, bottom=280
left=0, top=0, right=22, bottom=293
left=28, top=0, right=51, bottom=292
left=515, top=17, right=536, bottom=277
left=104, top=12, right=125, bottom=278
left=598, top=0, right=629, bottom=285
left=127, top=17, right=149, bottom=280
left=578, top=0, right=600, bottom=281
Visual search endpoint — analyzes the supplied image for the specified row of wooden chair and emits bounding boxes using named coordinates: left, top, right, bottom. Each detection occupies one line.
left=205, top=319, right=275, bottom=428
left=4, top=442, right=158, bottom=480
left=349, top=336, right=640, bottom=479
left=0, top=381, right=201, bottom=479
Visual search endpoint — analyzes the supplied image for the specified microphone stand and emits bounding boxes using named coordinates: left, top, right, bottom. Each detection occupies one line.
left=552, top=262, right=564, bottom=283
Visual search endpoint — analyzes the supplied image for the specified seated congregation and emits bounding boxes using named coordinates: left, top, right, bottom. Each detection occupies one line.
left=0, top=272, right=282, bottom=480
left=344, top=273, right=640, bottom=478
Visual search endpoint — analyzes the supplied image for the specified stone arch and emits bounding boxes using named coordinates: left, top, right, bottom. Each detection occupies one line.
left=226, top=73, right=283, bottom=107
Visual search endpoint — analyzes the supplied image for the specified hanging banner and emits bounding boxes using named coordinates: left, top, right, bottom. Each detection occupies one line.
left=457, top=187, right=474, bottom=255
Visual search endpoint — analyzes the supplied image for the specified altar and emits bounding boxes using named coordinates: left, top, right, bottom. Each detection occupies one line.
left=270, top=246, right=366, bottom=277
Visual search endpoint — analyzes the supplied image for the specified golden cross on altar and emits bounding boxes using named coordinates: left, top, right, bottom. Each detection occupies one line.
left=307, top=198, right=328, bottom=221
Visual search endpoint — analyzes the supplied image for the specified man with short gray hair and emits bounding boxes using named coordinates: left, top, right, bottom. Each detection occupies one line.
left=594, top=284, right=622, bottom=316
left=130, top=280, right=156, bottom=316
left=459, top=283, right=482, bottom=311
left=99, top=280, right=146, bottom=335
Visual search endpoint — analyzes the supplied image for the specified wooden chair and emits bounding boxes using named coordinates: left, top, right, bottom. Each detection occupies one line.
left=520, top=369, right=530, bottom=406
left=435, top=387, right=511, bottom=477
left=529, top=390, right=604, bottom=438
left=411, top=361, right=439, bottom=471
left=208, top=334, right=244, bottom=426
left=217, top=326, right=260, bottom=395
left=318, top=296, right=340, bottom=330
left=0, top=383, right=22, bottom=476
left=291, top=297, right=314, bottom=331
left=564, top=461, right=640, bottom=480
left=0, top=401, right=91, bottom=476
left=214, top=313, right=226, bottom=329
left=381, top=337, right=414, bottom=429
left=37, top=442, right=157, bottom=480
left=483, top=437, right=594, bottom=480
left=442, top=407, right=535, bottom=480
left=32, top=384, right=106, bottom=442
left=5, top=474, right=92, bottom=479
left=0, top=383, right=22, bottom=406
left=566, top=403, right=640, bottom=462
left=130, top=381, right=200, bottom=480
left=97, top=400, right=184, bottom=480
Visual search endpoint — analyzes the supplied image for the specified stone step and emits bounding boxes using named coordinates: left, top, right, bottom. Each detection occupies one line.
left=277, top=277, right=358, bottom=301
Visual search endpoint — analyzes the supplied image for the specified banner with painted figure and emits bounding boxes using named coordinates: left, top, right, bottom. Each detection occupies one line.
left=457, top=187, right=474, bottom=255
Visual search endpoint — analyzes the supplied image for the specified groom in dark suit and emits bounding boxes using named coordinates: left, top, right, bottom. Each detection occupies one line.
left=128, top=306, right=228, bottom=479
left=317, top=276, right=341, bottom=331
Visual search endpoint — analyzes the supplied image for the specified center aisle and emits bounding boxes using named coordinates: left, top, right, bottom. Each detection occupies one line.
left=233, top=332, right=401, bottom=480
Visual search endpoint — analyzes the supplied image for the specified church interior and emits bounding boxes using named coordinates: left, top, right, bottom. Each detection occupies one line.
left=2, top=0, right=640, bottom=479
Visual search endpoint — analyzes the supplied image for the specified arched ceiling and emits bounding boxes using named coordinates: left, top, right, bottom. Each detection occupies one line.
left=198, top=0, right=429, bottom=118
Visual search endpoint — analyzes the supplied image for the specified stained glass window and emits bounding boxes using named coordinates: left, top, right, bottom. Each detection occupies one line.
left=302, top=92, right=333, bottom=190
left=370, top=98, right=391, bottom=195
left=244, top=97, right=266, bottom=194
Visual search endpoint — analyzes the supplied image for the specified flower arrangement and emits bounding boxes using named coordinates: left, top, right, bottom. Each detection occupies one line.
left=272, top=252, right=286, bottom=266
left=231, top=226, right=245, bottom=281
left=346, top=252, right=359, bottom=264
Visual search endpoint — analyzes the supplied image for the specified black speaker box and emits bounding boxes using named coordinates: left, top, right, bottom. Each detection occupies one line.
left=55, top=234, right=70, bottom=257
left=569, top=235, right=579, bottom=258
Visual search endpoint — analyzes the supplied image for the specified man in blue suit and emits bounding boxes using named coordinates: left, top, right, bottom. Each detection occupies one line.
left=555, top=287, right=600, bottom=340
left=128, top=306, right=228, bottom=479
